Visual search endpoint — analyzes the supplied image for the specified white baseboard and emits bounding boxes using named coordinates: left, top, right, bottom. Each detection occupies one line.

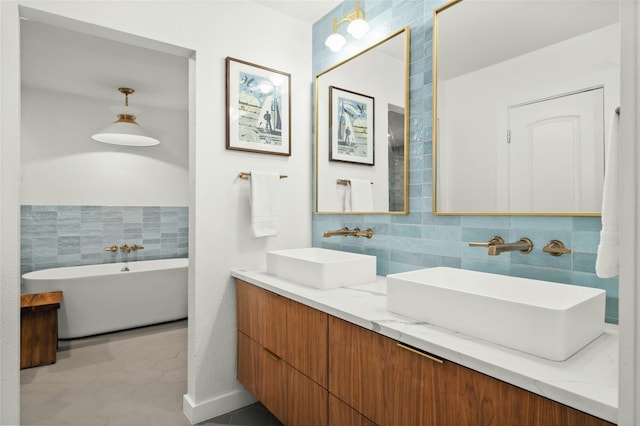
left=182, top=389, right=256, bottom=425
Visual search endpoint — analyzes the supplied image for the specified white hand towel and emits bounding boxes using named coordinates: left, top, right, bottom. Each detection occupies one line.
left=343, top=183, right=352, bottom=212
left=350, top=178, right=374, bottom=212
left=596, top=111, right=620, bottom=278
left=249, top=171, right=280, bottom=238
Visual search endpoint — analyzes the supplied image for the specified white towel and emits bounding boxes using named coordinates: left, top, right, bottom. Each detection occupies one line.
left=343, top=183, right=352, bottom=212
left=249, top=171, right=280, bottom=237
left=350, top=178, right=374, bottom=212
left=596, top=111, right=620, bottom=278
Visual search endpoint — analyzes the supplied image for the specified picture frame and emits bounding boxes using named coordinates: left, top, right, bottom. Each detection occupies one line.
left=226, top=57, right=291, bottom=156
left=329, top=86, right=375, bottom=165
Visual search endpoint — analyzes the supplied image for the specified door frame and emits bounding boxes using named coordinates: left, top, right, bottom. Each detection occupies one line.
left=0, top=5, right=196, bottom=424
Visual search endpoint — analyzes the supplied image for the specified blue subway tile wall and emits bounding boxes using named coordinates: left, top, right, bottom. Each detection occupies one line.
left=311, top=0, right=618, bottom=323
left=21, top=205, right=188, bottom=276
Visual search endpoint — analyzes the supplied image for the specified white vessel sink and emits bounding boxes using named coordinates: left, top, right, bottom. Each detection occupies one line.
left=266, top=248, right=376, bottom=289
left=386, top=267, right=606, bottom=361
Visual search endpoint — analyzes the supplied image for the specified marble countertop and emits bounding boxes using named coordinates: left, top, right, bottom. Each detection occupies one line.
left=232, top=269, right=618, bottom=424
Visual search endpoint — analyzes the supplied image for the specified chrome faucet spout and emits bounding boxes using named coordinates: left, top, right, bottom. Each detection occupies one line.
left=323, top=227, right=351, bottom=237
left=487, top=238, right=533, bottom=256
left=323, top=227, right=374, bottom=239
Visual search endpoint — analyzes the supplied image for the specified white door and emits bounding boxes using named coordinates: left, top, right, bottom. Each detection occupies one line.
left=504, top=88, right=604, bottom=213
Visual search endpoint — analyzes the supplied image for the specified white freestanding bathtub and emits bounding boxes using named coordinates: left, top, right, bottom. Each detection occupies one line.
left=22, top=258, right=188, bottom=339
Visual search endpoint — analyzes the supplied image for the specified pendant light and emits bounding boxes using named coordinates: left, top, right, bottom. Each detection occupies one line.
left=91, top=87, right=160, bottom=147
left=325, top=0, right=369, bottom=52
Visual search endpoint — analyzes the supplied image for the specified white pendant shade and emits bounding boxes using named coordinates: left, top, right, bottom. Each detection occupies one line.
left=92, top=121, right=160, bottom=147
left=92, top=88, right=160, bottom=147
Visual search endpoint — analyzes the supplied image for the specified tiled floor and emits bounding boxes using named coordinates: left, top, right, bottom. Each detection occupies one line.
left=201, top=403, right=284, bottom=426
left=21, top=320, right=189, bottom=426
left=20, top=320, right=282, bottom=426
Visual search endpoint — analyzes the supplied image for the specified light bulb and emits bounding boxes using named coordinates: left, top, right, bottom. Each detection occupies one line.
left=347, top=19, right=369, bottom=39
left=325, top=33, right=346, bottom=52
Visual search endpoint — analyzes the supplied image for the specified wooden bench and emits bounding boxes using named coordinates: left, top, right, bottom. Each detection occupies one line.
left=20, top=291, right=63, bottom=369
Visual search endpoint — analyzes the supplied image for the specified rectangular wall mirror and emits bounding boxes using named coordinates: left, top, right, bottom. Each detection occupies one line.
left=315, top=27, right=410, bottom=214
left=433, top=0, right=620, bottom=215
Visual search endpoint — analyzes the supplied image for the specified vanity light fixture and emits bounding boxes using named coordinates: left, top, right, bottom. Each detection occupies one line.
left=325, top=0, right=369, bottom=52
left=91, top=87, right=160, bottom=147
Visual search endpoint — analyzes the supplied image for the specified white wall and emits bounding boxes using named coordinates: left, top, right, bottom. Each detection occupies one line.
left=437, top=23, right=620, bottom=212
left=21, top=87, right=189, bottom=206
left=0, top=1, right=313, bottom=424
left=618, top=2, right=640, bottom=424
left=0, top=3, right=22, bottom=425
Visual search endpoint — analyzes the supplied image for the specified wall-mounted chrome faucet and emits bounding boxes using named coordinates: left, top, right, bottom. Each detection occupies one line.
left=468, top=236, right=504, bottom=249
left=104, top=243, right=145, bottom=253
left=469, top=236, right=533, bottom=256
left=542, top=240, right=571, bottom=256
left=487, top=238, right=533, bottom=256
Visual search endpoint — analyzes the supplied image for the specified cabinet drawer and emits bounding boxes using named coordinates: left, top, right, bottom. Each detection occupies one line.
left=260, top=345, right=287, bottom=424
left=287, top=363, right=328, bottom=426
left=329, top=394, right=377, bottom=426
left=449, top=361, right=615, bottom=426
left=285, top=298, right=328, bottom=387
left=328, top=316, right=391, bottom=425
left=237, top=330, right=287, bottom=423
left=386, top=341, right=451, bottom=426
left=237, top=331, right=260, bottom=398
left=236, top=280, right=286, bottom=356
left=237, top=280, right=327, bottom=384
left=237, top=330, right=327, bottom=426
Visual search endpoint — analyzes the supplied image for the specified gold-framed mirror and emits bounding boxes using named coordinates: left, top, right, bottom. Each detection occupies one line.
left=315, top=27, right=410, bottom=214
left=433, top=0, right=619, bottom=215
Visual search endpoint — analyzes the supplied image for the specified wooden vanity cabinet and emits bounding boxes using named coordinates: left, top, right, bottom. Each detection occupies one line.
left=237, top=280, right=614, bottom=426
left=446, top=356, right=615, bottom=425
left=331, top=317, right=614, bottom=426
left=236, top=280, right=328, bottom=426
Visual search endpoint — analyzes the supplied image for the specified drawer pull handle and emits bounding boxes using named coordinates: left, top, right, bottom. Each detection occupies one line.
left=263, top=348, right=281, bottom=361
left=397, top=343, right=443, bottom=364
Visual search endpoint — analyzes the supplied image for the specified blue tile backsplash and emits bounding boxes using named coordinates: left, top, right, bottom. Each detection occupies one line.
left=311, top=0, right=618, bottom=323
left=21, top=205, right=188, bottom=277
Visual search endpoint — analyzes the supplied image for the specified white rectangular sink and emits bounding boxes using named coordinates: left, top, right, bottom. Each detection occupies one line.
left=266, top=248, right=376, bottom=289
left=387, top=267, right=606, bottom=361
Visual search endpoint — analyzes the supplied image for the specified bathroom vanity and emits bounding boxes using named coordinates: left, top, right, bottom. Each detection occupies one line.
left=233, top=270, right=617, bottom=425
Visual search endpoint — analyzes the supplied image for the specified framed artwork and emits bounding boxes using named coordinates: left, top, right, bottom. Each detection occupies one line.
left=329, top=86, right=375, bottom=165
left=226, top=57, right=291, bottom=156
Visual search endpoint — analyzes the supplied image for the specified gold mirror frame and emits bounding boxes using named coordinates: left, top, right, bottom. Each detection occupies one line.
left=432, top=0, right=618, bottom=216
left=315, top=27, right=410, bottom=215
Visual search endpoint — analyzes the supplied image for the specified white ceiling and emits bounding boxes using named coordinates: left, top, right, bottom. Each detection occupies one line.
left=254, top=0, right=341, bottom=23
left=19, top=1, right=340, bottom=111
left=20, top=19, right=190, bottom=111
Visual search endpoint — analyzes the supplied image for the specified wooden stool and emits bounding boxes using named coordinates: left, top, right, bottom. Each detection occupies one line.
left=20, top=291, right=63, bottom=369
